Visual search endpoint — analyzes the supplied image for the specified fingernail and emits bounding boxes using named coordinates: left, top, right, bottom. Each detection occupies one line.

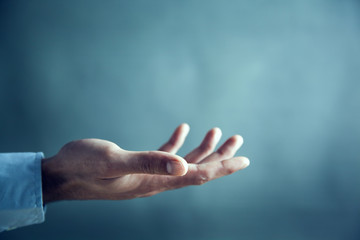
left=241, top=158, right=250, bottom=168
left=166, top=162, right=174, bottom=174
left=182, top=123, right=190, bottom=133
left=166, top=161, right=187, bottom=175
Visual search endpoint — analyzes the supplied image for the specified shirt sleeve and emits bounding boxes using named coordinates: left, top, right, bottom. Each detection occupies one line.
left=0, top=152, right=46, bottom=232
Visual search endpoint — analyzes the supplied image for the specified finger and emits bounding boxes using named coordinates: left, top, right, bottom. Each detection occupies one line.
left=168, top=157, right=250, bottom=187
left=116, top=150, right=188, bottom=176
left=158, top=123, right=190, bottom=154
left=185, top=127, right=222, bottom=163
left=199, top=135, right=243, bottom=164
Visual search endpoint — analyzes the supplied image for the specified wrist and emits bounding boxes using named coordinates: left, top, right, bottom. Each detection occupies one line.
left=41, top=156, right=68, bottom=204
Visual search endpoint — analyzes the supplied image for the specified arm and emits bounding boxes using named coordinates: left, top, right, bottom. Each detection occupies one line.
left=0, top=152, right=45, bottom=232
left=41, top=124, right=249, bottom=203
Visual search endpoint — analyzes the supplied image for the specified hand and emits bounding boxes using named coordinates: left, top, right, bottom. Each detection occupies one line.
left=41, top=124, right=249, bottom=204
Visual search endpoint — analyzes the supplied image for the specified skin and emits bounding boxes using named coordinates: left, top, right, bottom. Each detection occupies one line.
left=41, top=123, right=250, bottom=204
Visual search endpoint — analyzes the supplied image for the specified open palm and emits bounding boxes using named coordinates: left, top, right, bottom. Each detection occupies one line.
left=41, top=124, right=249, bottom=203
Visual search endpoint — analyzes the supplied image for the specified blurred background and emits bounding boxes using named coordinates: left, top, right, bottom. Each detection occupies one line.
left=1, top=0, right=360, bottom=239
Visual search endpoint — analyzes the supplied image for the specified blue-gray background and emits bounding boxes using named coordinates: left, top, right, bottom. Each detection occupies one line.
left=1, top=0, right=360, bottom=239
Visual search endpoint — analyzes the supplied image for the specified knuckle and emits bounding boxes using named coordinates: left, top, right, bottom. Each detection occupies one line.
left=140, top=160, right=154, bottom=174
left=140, top=152, right=162, bottom=174
left=168, top=139, right=177, bottom=147
left=221, top=161, right=235, bottom=175
left=200, top=143, right=213, bottom=153
left=229, top=168, right=236, bottom=174
left=217, top=147, right=231, bottom=157
left=194, top=174, right=209, bottom=186
left=103, top=147, right=114, bottom=159
left=102, top=149, right=116, bottom=166
left=97, top=148, right=117, bottom=176
left=217, top=148, right=226, bottom=156
left=225, top=167, right=235, bottom=175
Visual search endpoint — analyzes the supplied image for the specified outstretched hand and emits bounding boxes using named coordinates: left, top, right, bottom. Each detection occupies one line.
left=41, top=124, right=249, bottom=203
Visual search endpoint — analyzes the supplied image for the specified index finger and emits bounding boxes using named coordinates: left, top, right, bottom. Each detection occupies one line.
left=158, top=123, right=190, bottom=154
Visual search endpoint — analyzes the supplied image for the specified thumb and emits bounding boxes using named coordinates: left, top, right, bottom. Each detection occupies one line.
left=123, top=151, right=188, bottom=176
